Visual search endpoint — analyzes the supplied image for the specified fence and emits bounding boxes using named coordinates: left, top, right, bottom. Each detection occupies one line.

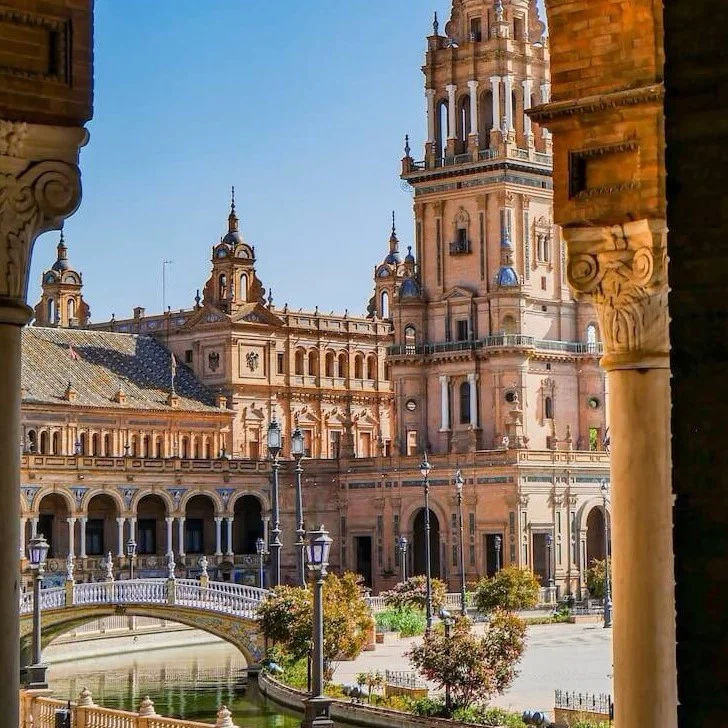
left=554, top=690, right=613, bottom=723
left=383, top=670, right=428, bottom=700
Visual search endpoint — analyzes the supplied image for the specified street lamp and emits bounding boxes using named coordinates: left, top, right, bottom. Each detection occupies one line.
left=601, top=480, right=613, bottom=628
left=546, top=533, right=554, bottom=590
left=420, top=452, right=433, bottom=632
left=454, top=470, right=467, bottom=617
left=126, top=537, right=137, bottom=580
left=27, top=533, right=50, bottom=688
left=267, top=419, right=282, bottom=587
left=398, top=535, right=408, bottom=582
left=439, top=609, right=455, bottom=716
left=303, top=525, right=334, bottom=728
left=292, top=425, right=306, bottom=587
left=255, top=537, right=267, bottom=589
left=494, top=535, right=502, bottom=573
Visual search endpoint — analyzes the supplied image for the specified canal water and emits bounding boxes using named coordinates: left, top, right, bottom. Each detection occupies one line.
left=47, top=642, right=301, bottom=727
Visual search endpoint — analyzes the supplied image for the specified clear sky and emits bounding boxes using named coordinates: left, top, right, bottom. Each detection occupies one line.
left=29, top=0, right=456, bottom=321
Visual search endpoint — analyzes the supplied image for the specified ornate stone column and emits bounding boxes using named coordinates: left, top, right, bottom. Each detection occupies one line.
left=564, top=219, right=676, bottom=728
left=116, top=517, right=125, bottom=557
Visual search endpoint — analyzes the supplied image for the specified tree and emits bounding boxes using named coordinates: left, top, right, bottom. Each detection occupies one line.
left=407, top=611, right=526, bottom=711
left=258, top=571, right=374, bottom=679
left=380, top=575, right=447, bottom=613
left=585, top=558, right=611, bottom=600
left=472, top=566, right=540, bottom=614
left=355, top=670, right=385, bottom=703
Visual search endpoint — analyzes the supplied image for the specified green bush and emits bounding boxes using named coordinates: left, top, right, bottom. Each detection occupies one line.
left=405, top=696, right=448, bottom=717
left=472, top=566, right=541, bottom=614
left=374, top=607, right=426, bottom=636
left=453, top=705, right=527, bottom=726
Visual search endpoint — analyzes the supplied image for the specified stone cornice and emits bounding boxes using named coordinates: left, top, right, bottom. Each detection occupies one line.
left=528, top=83, right=664, bottom=124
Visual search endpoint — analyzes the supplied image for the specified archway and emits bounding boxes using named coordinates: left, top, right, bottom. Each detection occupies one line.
left=412, top=508, right=441, bottom=579
left=233, top=495, right=263, bottom=555
left=184, top=494, right=216, bottom=556
left=37, top=493, right=70, bottom=559
left=85, top=493, right=118, bottom=557
left=136, top=494, right=167, bottom=557
left=586, top=506, right=608, bottom=567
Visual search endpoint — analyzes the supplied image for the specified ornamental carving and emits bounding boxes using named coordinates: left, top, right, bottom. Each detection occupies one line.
left=564, top=220, right=668, bottom=370
left=0, top=121, right=27, bottom=157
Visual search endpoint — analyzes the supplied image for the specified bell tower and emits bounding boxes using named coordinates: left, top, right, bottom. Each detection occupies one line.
left=388, top=0, right=604, bottom=456
left=34, top=233, right=90, bottom=328
left=202, top=188, right=266, bottom=314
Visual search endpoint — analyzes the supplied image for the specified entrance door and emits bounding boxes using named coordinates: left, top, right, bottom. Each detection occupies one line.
left=355, top=536, right=373, bottom=588
left=484, top=532, right=505, bottom=577
left=412, top=509, right=441, bottom=579
left=532, top=532, right=548, bottom=586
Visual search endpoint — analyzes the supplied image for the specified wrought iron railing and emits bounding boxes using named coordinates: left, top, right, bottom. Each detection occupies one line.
left=554, top=689, right=613, bottom=717
left=385, top=670, right=427, bottom=689
left=388, top=335, right=604, bottom=357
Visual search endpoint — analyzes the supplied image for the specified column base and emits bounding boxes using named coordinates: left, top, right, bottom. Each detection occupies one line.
left=301, top=696, right=334, bottom=728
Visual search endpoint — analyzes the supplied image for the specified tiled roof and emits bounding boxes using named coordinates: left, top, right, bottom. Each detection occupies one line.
left=22, top=327, right=221, bottom=412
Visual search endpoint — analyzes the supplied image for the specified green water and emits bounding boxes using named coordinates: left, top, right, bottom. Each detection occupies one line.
left=46, top=643, right=301, bottom=727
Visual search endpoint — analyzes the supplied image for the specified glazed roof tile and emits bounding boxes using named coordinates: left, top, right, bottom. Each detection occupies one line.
left=22, top=327, right=220, bottom=412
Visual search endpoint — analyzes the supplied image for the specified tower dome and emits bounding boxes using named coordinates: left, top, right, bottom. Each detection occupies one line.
left=222, top=186, right=245, bottom=246
left=496, top=230, right=519, bottom=287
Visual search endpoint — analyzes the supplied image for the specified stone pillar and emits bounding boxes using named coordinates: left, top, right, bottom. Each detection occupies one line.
left=468, top=373, right=478, bottom=428
left=31, top=517, right=38, bottom=538
left=439, top=375, right=450, bottom=431
left=225, top=517, right=234, bottom=557
left=129, top=516, right=137, bottom=544
left=504, top=75, right=514, bottom=132
left=522, top=79, right=533, bottom=139
left=489, top=76, right=501, bottom=131
left=425, top=88, right=436, bottom=143
left=467, top=80, right=479, bottom=153
left=263, top=516, right=270, bottom=546
left=214, top=517, right=223, bottom=556
left=116, top=517, right=125, bottom=557
left=165, top=517, right=174, bottom=557
left=563, top=220, right=676, bottom=728
left=19, top=517, right=26, bottom=559
left=79, top=516, right=87, bottom=559
left=539, top=83, right=551, bottom=140
left=177, top=517, right=186, bottom=558
left=445, top=84, right=457, bottom=140
left=67, top=516, right=76, bottom=558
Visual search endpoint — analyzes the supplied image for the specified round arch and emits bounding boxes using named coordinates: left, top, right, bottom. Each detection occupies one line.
left=576, top=495, right=612, bottom=533
left=227, top=490, right=269, bottom=516
left=80, top=487, right=125, bottom=514
left=178, top=489, right=223, bottom=515
left=33, top=486, right=75, bottom=516
left=411, top=508, right=442, bottom=580
left=129, top=488, right=174, bottom=517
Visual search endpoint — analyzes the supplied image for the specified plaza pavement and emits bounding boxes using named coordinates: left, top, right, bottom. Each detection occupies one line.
left=332, top=621, right=613, bottom=714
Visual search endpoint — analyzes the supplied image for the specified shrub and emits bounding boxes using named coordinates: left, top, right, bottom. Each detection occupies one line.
left=585, top=558, right=611, bottom=600
left=375, top=607, right=426, bottom=636
left=380, top=575, right=447, bottom=612
left=453, top=705, right=527, bottom=727
left=405, top=696, right=448, bottom=717
left=472, top=566, right=541, bottom=614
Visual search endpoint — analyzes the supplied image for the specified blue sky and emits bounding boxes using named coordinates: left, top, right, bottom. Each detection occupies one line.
left=29, top=1, right=546, bottom=321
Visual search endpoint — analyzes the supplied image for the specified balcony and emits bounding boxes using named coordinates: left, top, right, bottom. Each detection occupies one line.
left=404, top=145, right=552, bottom=177
left=387, top=335, right=604, bottom=358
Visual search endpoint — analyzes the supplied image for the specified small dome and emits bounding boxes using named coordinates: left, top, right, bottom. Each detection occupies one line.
left=405, top=246, right=415, bottom=264
left=51, top=235, right=70, bottom=271
left=222, top=230, right=245, bottom=246
left=496, top=266, right=519, bottom=287
left=399, top=278, right=421, bottom=298
left=384, top=251, right=401, bottom=265
left=51, top=258, right=69, bottom=272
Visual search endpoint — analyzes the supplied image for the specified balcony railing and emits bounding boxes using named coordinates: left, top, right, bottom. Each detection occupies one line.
left=407, top=146, right=552, bottom=173
left=387, top=335, right=604, bottom=357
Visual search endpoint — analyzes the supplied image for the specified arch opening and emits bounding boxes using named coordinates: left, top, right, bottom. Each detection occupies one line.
left=233, top=495, right=264, bottom=556
left=411, top=508, right=441, bottom=580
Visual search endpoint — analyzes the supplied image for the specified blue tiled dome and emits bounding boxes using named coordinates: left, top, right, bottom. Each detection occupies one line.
left=496, top=266, right=519, bottom=287
left=400, top=278, right=421, bottom=298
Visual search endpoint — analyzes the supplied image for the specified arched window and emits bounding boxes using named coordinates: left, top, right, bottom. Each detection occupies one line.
left=39, top=431, right=48, bottom=454
left=479, top=90, right=494, bottom=149
left=67, top=298, right=75, bottom=321
left=91, top=433, right=99, bottom=456
left=404, top=325, right=416, bottom=344
left=130, top=435, right=137, bottom=457
left=204, top=438, right=212, bottom=459
left=80, top=432, right=88, bottom=455
left=512, top=90, right=520, bottom=137
left=502, top=315, right=517, bottom=335
left=337, top=353, right=348, bottom=379
left=155, top=436, right=163, bottom=458
left=586, top=324, right=598, bottom=352
left=366, top=355, right=376, bottom=380
left=308, top=350, right=318, bottom=377
left=354, top=354, right=363, bottom=379
left=545, top=396, right=553, bottom=420
left=52, top=431, right=60, bottom=455
left=219, top=274, right=227, bottom=300
left=142, top=435, right=150, bottom=458
left=458, top=95, right=471, bottom=145
left=103, top=433, right=111, bottom=457
left=239, top=273, right=248, bottom=301
left=460, top=381, right=471, bottom=424
left=181, top=437, right=189, bottom=459
left=325, top=351, right=335, bottom=377
left=47, top=298, right=55, bottom=324
left=295, top=350, right=305, bottom=376
left=437, top=100, right=449, bottom=158
left=27, top=430, right=37, bottom=453
left=193, top=437, right=200, bottom=459
left=381, top=291, right=390, bottom=319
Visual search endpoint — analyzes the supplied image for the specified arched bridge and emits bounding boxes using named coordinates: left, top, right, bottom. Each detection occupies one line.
left=19, top=578, right=270, bottom=666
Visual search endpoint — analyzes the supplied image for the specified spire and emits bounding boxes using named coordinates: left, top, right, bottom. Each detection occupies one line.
left=56, top=231, right=68, bottom=262
left=228, top=185, right=239, bottom=233
left=404, top=134, right=411, bottom=158
left=433, top=11, right=439, bottom=36
left=389, top=211, right=399, bottom=253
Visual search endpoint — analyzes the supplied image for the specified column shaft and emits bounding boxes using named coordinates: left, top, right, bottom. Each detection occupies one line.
left=426, top=89, right=436, bottom=143
left=504, top=76, right=514, bottom=131
left=177, top=517, right=186, bottom=557
left=116, top=517, right=125, bottom=557
left=522, top=79, right=533, bottom=136
left=31, top=517, right=38, bottom=538
left=225, top=518, right=234, bottom=556
left=468, top=374, right=478, bottom=427
left=67, top=517, right=76, bottom=558
left=79, top=517, right=87, bottom=558
left=19, top=517, right=27, bottom=559
left=214, top=517, right=223, bottom=556
left=489, top=76, right=501, bottom=130
left=445, top=84, right=457, bottom=139
left=467, top=80, right=479, bottom=135
left=440, top=375, right=450, bottom=430
left=165, top=517, right=174, bottom=557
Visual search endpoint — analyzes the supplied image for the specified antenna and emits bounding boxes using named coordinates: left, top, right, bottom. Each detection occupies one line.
left=162, top=260, right=174, bottom=312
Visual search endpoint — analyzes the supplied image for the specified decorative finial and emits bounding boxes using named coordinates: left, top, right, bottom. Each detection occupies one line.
left=105, top=551, right=114, bottom=581
left=59, top=230, right=65, bottom=246
left=228, top=186, right=239, bottom=233
left=230, top=185, right=235, bottom=214
left=167, top=554, right=176, bottom=580
left=195, top=289, right=201, bottom=309
left=267, top=288, right=273, bottom=308
left=404, top=134, right=411, bottom=157
left=65, top=554, right=74, bottom=582
left=77, top=687, right=94, bottom=707
left=391, top=210, right=396, bottom=237
left=495, top=0, right=504, bottom=22
left=433, top=11, right=439, bottom=35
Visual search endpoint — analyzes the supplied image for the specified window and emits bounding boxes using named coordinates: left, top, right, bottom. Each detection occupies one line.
left=302, top=429, right=312, bottom=458
left=52, top=431, right=60, bottom=454
left=184, top=518, right=204, bottom=553
left=541, top=276, right=547, bottom=290
left=502, top=315, right=517, bottom=335
left=366, top=355, right=376, bottom=380
left=470, top=16, right=482, bottom=41
left=308, top=351, right=318, bottom=376
left=513, top=15, right=525, bottom=40
left=239, top=273, right=248, bottom=301
left=545, top=396, right=553, bottom=419
left=295, top=350, right=304, bottom=375
left=406, top=430, right=418, bottom=456
left=354, top=355, right=363, bottom=379
left=277, top=352, right=284, bottom=374
left=103, top=433, right=111, bottom=456
left=586, top=324, right=598, bottom=352
left=456, top=319, right=469, bottom=341
left=86, top=519, right=104, bottom=556
left=40, top=431, right=48, bottom=454
left=404, top=325, right=416, bottom=352
left=67, top=298, right=75, bottom=320
left=180, top=437, right=188, bottom=458
left=137, top=518, right=156, bottom=555
left=325, top=351, right=335, bottom=377
left=80, top=432, right=87, bottom=455
left=330, top=431, right=341, bottom=459
left=91, top=433, right=99, bottom=456
left=337, top=353, right=348, bottom=378
left=47, top=298, right=55, bottom=323
left=218, top=274, right=227, bottom=300
left=27, top=430, right=37, bottom=453
left=380, top=291, right=390, bottom=319
left=184, top=349, right=193, bottom=364
left=460, top=381, right=471, bottom=424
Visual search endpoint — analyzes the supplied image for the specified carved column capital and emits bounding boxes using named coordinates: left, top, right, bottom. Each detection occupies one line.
left=0, top=121, right=87, bottom=322
left=563, top=219, right=668, bottom=371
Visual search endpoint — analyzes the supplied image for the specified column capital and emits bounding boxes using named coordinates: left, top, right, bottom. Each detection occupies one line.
left=489, top=75, right=502, bottom=84
left=445, top=83, right=457, bottom=93
left=439, top=374, right=449, bottom=383
left=563, top=219, right=668, bottom=371
left=214, top=516, right=223, bottom=523
left=66, top=516, right=77, bottom=524
left=165, top=516, right=174, bottom=525
left=425, top=88, right=436, bottom=99
left=116, top=517, right=126, bottom=524
left=467, top=79, right=479, bottom=90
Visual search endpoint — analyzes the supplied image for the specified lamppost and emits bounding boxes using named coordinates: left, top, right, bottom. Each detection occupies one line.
left=267, top=419, right=282, bottom=587
left=27, top=533, right=50, bottom=688
left=494, top=535, right=502, bottom=573
left=255, top=537, right=267, bottom=589
left=420, top=452, right=433, bottom=632
left=546, top=533, right=554, bottom=590
left=303, top=525, right=334, bottom=728
left=292, top=426, right=306, bottom=587
left=454, top=470, right=467, bottom=617
left=126, top=537, right=137, bottom=580
left=439, top=609, right=454, bottom=716
left=398, top=535, right=408, bottom=582
left=601, top=480, right=613, bottom=628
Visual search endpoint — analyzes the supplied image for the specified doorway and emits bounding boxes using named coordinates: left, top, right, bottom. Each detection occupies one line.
left=355, top=536, right=372, bottom=588
left=412, top=509, right=441, bottom=579
left=484, top=532, right=505, bottom=577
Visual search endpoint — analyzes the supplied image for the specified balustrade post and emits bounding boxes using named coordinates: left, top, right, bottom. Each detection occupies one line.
left=167, top=555, right=176, bottom=605
left=75, top=686, right=94, bottom=728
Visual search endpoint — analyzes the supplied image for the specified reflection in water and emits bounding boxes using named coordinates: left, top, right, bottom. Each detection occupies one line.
left=47, top=642, right=300, bottom=727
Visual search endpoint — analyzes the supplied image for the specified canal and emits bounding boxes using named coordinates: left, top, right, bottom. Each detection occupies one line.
left=47, top=641, right=301, bottom=727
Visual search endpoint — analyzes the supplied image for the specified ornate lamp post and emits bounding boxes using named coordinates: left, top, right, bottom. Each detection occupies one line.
left=255, top=537, right=266, bottom=589
left=494, top=535, right=502, bottom=572
left=398, top=535, right=408, bottom=582
left=126, top=537, right=137, bottom=580
left=439, top=609, right=455, bottom=716
left=601, top=480, right=613, bottom=628
left=292, top=426, right=306, bottom=587
left=303, top=525, right=334, bottom=728
left=27, top=533, right=50, bottom=688
left=267, top=419, right=282, bottom=587
left=546, top=533, right=554, bottom=590
left=420, top=452, right=434, bottom=632
left=454, top=470, right=467, bottom=616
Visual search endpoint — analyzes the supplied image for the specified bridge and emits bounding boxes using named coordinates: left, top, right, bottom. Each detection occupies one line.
left=19, top=577, right=270, bottom=666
